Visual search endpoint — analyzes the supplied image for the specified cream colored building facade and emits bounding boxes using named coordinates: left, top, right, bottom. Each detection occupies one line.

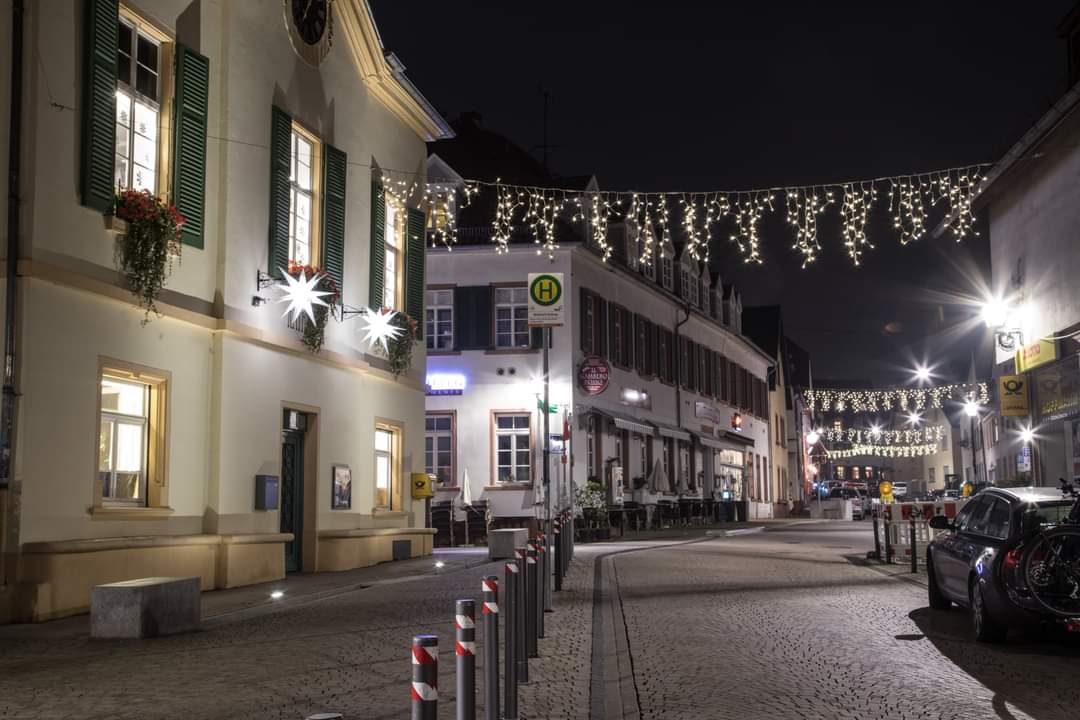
left=0, top=0, right=450, bottom=622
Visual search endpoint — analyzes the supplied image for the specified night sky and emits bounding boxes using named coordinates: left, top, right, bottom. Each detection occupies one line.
left=373, top=1, right=1076, bottom=383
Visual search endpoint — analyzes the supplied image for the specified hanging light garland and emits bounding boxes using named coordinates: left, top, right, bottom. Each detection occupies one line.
left=822, top=424, right=947, bottom=445
left=804, top=381, right=989, bottom=414
left=427, top=162, right=985, bottom=267
left=828, top=442, right=942, bottom=459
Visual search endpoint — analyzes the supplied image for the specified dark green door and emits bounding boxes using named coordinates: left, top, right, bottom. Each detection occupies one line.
left=281, top=429, right=305, bottom=573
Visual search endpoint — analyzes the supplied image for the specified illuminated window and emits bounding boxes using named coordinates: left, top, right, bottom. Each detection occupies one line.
left=384, top=193, right=406, bottom=309
left=374, top=425, right=400, bottom=509
left=288, top=125, right=320, bottom=265
left=115, top=10, right=169, bottom=193
left=98, top=364, right=168, bottom=507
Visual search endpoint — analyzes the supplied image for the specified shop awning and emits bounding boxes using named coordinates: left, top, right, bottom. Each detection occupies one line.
left=723, top=430, right=755, bottom=447
left=654, top=422, right=691, bottom=442
left=586, top=406, right=655, bottom=436
left=696, top=434, right=726, bottom=450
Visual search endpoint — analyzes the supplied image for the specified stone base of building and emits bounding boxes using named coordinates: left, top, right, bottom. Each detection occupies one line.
left=1, top=533, right=290, bottom=623
left=316, top=528, right=436, bottom=572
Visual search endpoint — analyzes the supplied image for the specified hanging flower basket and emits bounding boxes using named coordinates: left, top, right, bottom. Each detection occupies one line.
left=286, top=262, right=340, bottom=354
left=370, top=308, right=418, bottom=377
left=112, top=189, right=184, bottom=322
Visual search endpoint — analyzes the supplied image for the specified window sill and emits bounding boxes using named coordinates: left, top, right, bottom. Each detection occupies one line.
left=427, top=350, right=461, bottom=356
left=484, top=483, right=533, bottom=491
left=89, top=505, right=175, bottom=521
left=372, top=509, right=407, bottom=517
left=484, top=348, right=538, bottom=355
left=104, top=215, right=128, bottom=235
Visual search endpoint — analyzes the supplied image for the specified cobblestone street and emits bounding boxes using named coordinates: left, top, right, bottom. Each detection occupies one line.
left=1, top=522, right=1078, bottom=719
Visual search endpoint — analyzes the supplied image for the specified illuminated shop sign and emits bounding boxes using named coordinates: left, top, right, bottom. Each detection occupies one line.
left=426, top=373, right=466, bottom=396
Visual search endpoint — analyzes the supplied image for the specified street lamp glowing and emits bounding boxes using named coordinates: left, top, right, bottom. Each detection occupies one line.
left=806, top=430, right=820, bottom=445
left=964, top=400, right=979, bottom=418
left=1020, top=426, right=1035, bottom=444
left=870, top=425, right=882, bottom=438
left=981, top=297, right=1009, bottom=329
left=906, top=412, right=922, bottom=426
left=914, top=365, right=931, bottom=383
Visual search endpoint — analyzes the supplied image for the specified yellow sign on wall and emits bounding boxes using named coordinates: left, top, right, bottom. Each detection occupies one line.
left=1016, top=339, right=1056, bottom=373
left=999, top=374, right=1030, bottom=417
left=410, top=473, right=435, bottom=499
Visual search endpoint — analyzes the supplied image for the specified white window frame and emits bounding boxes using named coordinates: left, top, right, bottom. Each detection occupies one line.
left=374, top=426, right=397, bottom=509
left=494, top=286, right=530, bottom=349
left=425, top=289, right=454, bottom=350
left=494, top=412, right=531, bottom=484
left=425, top=413, right=455, bottom=486
left=288, top=125, right=320, bottom=266
left=661, top=256, right=674, bottom=291
left=115, top=11, right=167, bottom=194
left=384, top=193, right=406, bottom=309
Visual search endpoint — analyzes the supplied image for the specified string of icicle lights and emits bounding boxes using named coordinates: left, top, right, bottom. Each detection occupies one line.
left=822, top=425, right=947, bottom=446
left=829, top=443, right=942, bottom=459
left=804, top=382, right=990, bottom=414
left=412, top=162, right=987, bottom=266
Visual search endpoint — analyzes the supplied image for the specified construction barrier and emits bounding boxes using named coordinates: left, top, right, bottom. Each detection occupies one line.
left=871, top=498, right=970, bottom=566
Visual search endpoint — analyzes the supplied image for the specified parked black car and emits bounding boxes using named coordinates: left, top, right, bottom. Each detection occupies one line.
left=926, top=486, right=1074, bottom=642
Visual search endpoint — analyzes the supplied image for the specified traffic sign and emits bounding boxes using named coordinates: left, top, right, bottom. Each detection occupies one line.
left=527, top=273, right=564, bottom=327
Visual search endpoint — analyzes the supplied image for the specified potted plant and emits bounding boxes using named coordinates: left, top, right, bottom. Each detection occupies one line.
left=574, top=478, right=609, bottom=542
left=112, top=189, right=184, bottom=322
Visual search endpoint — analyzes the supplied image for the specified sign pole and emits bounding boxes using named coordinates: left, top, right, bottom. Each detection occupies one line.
left=543, top=325, right=551, bottom=565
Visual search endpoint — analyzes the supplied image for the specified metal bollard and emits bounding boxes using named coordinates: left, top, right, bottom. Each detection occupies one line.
left=514, top=547, right=529, bottom=683
left=554, top=517, right=563, bottom=592
left=455, top=599, right=476, bottom=720
left=482, top=576, right=499, bottom=720
left=910, top=518, right=918, bottom=574
left=872, top=513, right=882, bottom=560
left=884, top=517, right=893, bottom=564
left=411, top=634, right=438, bottom=720
left=503, top=561, right=519, bottom=718
left=525, top=541, right=539, bottom=657
left=542, top=530, right=553, bottom=613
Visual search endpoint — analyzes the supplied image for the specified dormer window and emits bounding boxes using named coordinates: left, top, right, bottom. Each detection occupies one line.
left=700, top=272, right=712, bottom=313
left=679, top=254, right=699, bottom=308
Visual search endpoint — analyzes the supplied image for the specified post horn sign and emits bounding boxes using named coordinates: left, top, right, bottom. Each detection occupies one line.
left=527, top=273, right=564, bottom=327
left=579, top=357, right=610, bottom=396
left=999, top=374, right=1030, bottom=417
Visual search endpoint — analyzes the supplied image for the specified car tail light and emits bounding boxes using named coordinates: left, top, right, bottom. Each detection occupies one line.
left=1004, top=547, right=1023, bottom=571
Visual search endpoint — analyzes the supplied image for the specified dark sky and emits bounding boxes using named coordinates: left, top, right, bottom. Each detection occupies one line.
left=373, top=1, right=1076, bottom=383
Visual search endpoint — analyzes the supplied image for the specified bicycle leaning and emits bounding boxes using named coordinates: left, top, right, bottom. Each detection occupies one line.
left=1019, top=479, right=1080, bottom=619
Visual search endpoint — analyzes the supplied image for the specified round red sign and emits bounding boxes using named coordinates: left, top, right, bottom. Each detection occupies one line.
left=578, top=357, right=610, bottom=396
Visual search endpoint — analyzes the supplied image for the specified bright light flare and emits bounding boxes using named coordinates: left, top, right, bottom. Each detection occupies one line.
left=1020, top=425, right=1035, bottom=444
left=869, top=424, right=882, bottom=438
left=981, top=296, right=1009, bottom=329
left=914, top=365, right=931, bottom=383
left=806, top=430, right=820, bottom=445
left=270, top=590, right=285, bottom=600
left=434, top=560, right=446, bottom=569
left=964, top=400, right=980, bottom=418
left=276, top=268, right=332, bottom=324
left=906, top=412, right=922, bottom=426
left=358, top=307, right=404, bottom=353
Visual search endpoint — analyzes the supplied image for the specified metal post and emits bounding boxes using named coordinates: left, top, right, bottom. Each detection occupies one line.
left=541, top=531, right=552, bottom=615
left=526, top=541, right=538, bottom=657
left=543, top=326, right=551, bottom=555
left=515, top=547, right=529, bottom=683
left=884, top=514, right=893, bottom=564
left=411, top=634, right=438, bottom=720
left=482, top=577, right=499, bottom=720
left=910, top=518, right=918, bottom=574
left=455, top=599, right=476, bottom=720
left=554, top=517, right=563, bottom=591
left=503, top=562, right=518, bottom=718
left=872, top=512, right=881, bottom=561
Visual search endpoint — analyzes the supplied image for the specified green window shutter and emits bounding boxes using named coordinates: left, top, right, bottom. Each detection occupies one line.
left=369, top=181, right=385, bottom=306
left=80, top=0, right=119, bottom=213
left=321, top=143, right=347, bottom=292
left=268, top=106, right=291, bottom=278
left=405, top=207, right=426, bottom=337
left=172, top=44, right=209, bottom=248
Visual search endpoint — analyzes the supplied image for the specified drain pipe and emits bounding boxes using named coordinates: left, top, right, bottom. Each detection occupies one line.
left=2, top=0, right=25, bottom=499
left=673, top=300, right=691, bottom=495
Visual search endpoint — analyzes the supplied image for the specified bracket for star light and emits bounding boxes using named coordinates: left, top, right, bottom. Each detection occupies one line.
left=251, top=269, right=278, bottom=307
left=334, top=304, right=370, bottom=321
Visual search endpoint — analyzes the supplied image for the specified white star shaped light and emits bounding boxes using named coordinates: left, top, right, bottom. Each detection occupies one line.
left=358, top=307, right=403, bottom=353
left=276, top=268, right=332, bottom=323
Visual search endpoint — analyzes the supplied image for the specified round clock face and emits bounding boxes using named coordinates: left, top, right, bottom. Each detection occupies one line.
left=285, top=0, right=333, bottom=66
left=291, top=0, right=328, bottom=45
